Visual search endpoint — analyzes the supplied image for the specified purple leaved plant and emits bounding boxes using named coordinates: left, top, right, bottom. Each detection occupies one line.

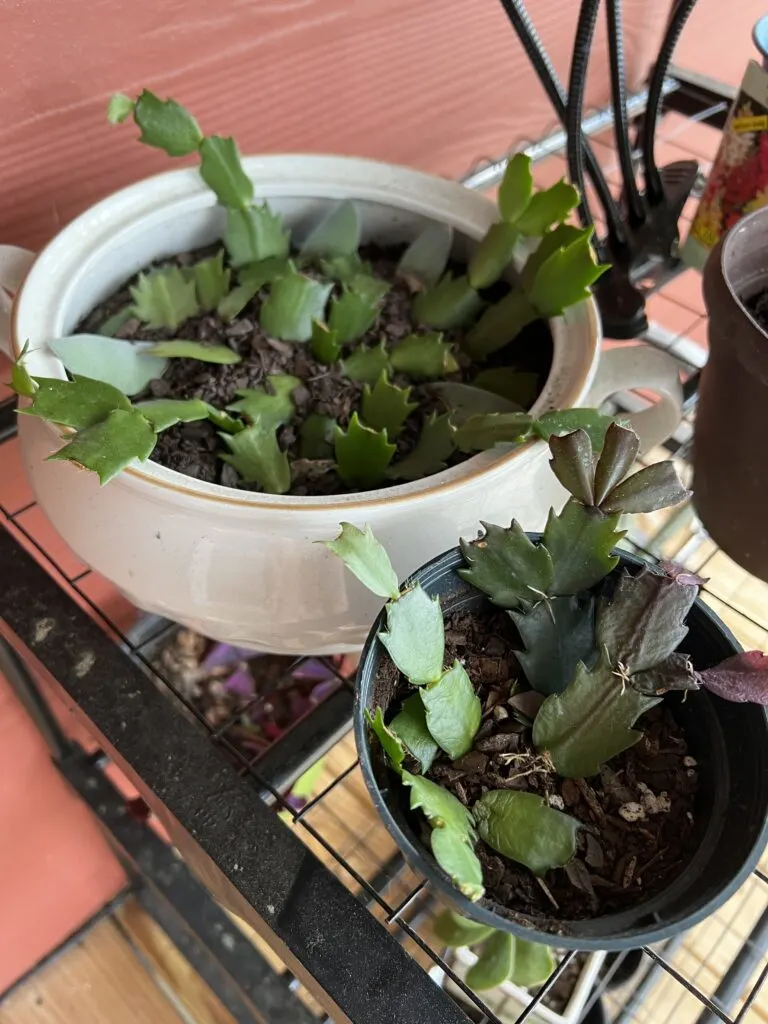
left=697, top=651, right=768, bottom=704
left=657, top=563, right=768, bottom=705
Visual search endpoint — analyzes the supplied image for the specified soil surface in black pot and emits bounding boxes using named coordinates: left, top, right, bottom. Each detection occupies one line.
left=746, top=287, right=768, bottom=333
left=77, top=244, right=552, bottom=496
left=375, top=605, right=699, bottom=930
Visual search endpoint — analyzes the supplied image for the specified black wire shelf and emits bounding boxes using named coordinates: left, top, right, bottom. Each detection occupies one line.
left=1, top=354, right=768, bottom=1024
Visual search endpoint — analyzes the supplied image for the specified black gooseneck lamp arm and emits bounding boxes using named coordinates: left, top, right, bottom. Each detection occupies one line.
left=497, top=0, right=701, bottom=339
left=606, top=0, right=645, bottom=224
left=495, top=0, right=628, bottom=256
left=642, top=0, right=700, bottom=203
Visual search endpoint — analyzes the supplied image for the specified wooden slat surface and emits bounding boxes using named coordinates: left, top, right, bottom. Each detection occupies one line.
left=0, top=916, right=185, bottom=1024
left=115, top=900, right=238, bottom=1024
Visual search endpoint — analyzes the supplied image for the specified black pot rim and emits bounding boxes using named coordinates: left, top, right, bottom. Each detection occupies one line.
left=354, top=543, right=768, bottom=951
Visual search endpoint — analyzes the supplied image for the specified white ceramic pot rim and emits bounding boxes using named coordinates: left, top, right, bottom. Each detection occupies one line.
left=10, top=153, right=601, bottom=512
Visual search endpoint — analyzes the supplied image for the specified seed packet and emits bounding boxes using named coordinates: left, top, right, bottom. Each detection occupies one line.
left=683, top=60, right=768, bottom=269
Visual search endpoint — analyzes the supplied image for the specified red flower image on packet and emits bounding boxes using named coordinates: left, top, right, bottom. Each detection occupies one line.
left=683, top=60, right=768, bottom=270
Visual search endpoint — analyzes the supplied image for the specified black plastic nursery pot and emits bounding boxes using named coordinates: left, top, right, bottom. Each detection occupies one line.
left=354, top=544, right=768, bottom=952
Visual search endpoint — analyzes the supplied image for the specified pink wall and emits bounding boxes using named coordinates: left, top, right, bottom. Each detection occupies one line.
left=0, top=670, right=126, bottom=993
left=0, top=0, right=668, bottom=252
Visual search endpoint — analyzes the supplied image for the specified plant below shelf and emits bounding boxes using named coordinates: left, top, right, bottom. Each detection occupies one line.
left=434, top=908, right=554, bottom=991
left=9, top=89, right=609, bottom=494
left=434, top=908, right=604, bottom=1023
left=155, top=628, right=342, bottom=761
left=326, top=424, right=768, bottom=922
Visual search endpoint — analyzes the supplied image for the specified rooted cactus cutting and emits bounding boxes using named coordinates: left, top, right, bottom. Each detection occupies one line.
left=10, top=89, right=608, bottom=493
left=327, top=425, right=768, bottom=925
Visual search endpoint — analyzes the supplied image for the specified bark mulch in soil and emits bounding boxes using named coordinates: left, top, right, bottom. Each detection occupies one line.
left=376, top=604, right=699, bottom=932
left=78, top=244, right=552, bottom=496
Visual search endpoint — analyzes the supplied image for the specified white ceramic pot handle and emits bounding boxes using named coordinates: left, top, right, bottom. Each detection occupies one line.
left=0, top=245, right=35, bottom=359
left=584, top=344, right=683, bottom=452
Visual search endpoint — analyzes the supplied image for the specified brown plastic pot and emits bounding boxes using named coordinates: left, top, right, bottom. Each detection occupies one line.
left=697, top=206, right=768, bottom=580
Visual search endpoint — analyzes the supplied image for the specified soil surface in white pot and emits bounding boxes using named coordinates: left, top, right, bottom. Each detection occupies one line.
left=374, top=602, right=698, bottom=927
left=77, top=242, right=552, bottom=495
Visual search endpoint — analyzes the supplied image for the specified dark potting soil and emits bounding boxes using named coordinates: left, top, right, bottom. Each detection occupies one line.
left=375, top=605, right=699, bottom=931
left=746, top=287, right=768, bottom=334
left=77, top=244, right=552, bottom=496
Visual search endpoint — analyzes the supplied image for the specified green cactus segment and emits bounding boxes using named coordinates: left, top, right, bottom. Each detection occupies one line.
left=309, top=321, right=342, bottom=365
left=47, top=408, right=157, bottom=486
left=334, top=412, right=396, bottom=488
left=324, top=521, right=400, bottom=600
left=341, top=340, right=390, bottom=385
left=224, top=205, right=291, bottom=268
left=515, top=180, right=579, bottom=236
left=402, top=771, right=484, bottom=901
left=131, top=90, right=203, bottom=156
left=226, top=375, right=300, bottom=431
left=532, top=650, right=662, bottom=779
left=474, top=789, right=580, bottom=876
left=218, top=424, right=291, bottom=493
left=188, top=250, right=231, bottom=310
left=420, top=660, right=481, bottom=760
left=396, top=223, right=453, bottom=289
left=328, top=277, right=387, bottom=344
left=390, top=333, right=458, bottom=380
left=467, top=222, right=520, bottom=290
left=387, top=413, right=455, bottom=481
left=379, top=584, right=444, bottom=685
left=361, top=373, right=417, bottom=439
left=300, top=200, right=360, bottom=258
left=412, top=274, right=484, bottom=330
left=199, top=136, right=254, bottom=210
left=497, top=153, right=534, bottom=224
left=463, top=290, right=538, bottom=360
left=260, top=271, right=333, bottom=343
left=130, top=267, right=200, bottom=331
left=145, top=341, right=241, bottom=365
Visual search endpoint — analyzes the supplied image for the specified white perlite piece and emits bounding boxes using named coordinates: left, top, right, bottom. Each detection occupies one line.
left=637, top=782, right=672, bottom=815
left=683, top=756, right=698, bottom=768
left=547, top=794, right=565, bottom=810
left=618, top=802, right=646, bottom=822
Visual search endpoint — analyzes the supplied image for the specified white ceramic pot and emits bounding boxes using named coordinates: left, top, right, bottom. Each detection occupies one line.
left=433, top=947, right=607, bottom=1024
left=0, top=156, right=682, bottom=654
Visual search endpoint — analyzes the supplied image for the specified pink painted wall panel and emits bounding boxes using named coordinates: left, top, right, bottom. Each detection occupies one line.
left=0, top=0, right=669, bottom=251
left=0, top=671, right=126, bottom=993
